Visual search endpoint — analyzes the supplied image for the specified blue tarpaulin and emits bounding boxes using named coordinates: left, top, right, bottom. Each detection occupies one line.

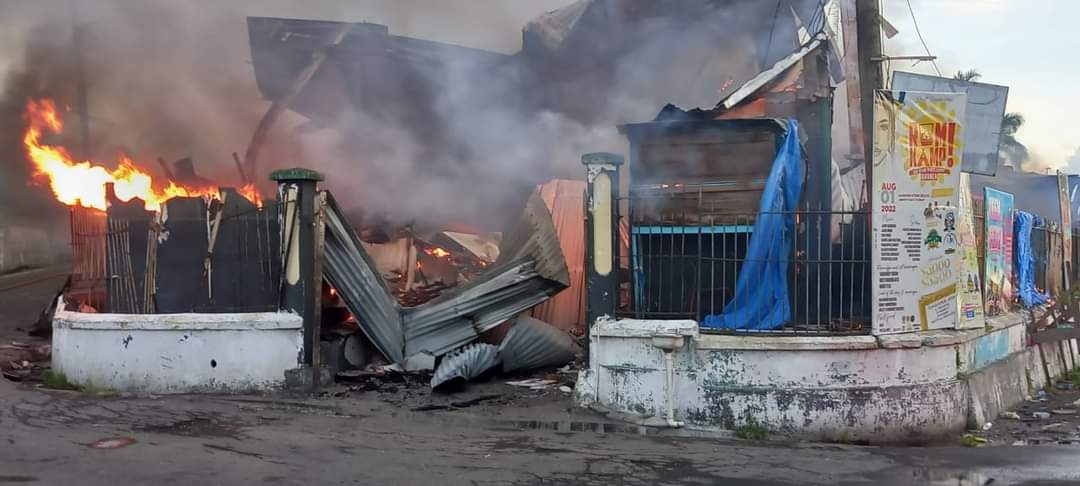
left=702, top=120, right=803, bottom=330
left=1015, top=210, right=1049, bottom=308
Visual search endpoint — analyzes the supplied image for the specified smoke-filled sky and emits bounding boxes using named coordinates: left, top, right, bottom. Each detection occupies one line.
left=2, top=0, right=1072, bottom=230
left=0, top=0, right=576, bottom=227
left=881, top=0, right=1080, bottom=173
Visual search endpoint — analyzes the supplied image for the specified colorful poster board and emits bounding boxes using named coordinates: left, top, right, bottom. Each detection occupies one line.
left=1059, top=172, right=1072, bottom=290
left=957, top=173, right=985, bottom=329
left=872, top=90, right=966, bottom=335
left=984, top=187, right=1015, bottom=316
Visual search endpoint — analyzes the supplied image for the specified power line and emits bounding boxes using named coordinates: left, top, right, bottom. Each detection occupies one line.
left=760, top=0, right=783, bottom=68
left=904, top=0, right=942, bottom=76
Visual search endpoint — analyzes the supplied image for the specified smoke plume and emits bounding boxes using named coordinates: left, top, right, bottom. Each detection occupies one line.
left=0, top=0, right=798, bottom=232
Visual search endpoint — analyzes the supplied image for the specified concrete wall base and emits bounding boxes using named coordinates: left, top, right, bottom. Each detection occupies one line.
left=578, top=315, right=1078, bottom=444
left=52, top=299, right=303, bottom=393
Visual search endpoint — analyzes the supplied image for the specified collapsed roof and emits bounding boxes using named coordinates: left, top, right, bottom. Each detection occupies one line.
left=247, top=0, right=825, bottom=135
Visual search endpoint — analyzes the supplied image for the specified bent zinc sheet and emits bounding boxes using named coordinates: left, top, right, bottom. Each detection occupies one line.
left=499, top=314, right=579, bottom=374
left=323, top=191, right=569, bottom=362
left=323, top=193, right=405, bottom=362
left=402, top=192, right=570, bottom=357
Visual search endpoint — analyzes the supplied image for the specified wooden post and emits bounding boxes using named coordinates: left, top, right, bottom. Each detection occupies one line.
left=311, top=191, right=327, bottom=392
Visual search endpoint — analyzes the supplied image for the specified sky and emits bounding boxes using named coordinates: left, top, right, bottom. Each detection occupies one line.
left=882, top=0, right=1080, bottom=173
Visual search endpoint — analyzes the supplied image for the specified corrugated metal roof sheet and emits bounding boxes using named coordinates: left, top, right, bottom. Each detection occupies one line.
left=402, top=192, right=569, bottom=356
left=717, top=37, right=823, bottom=111
left=323, top=191, right=568, bottom=362
left=530, top=180, right=586, bottom=334
left=499, top=315, right=579, bottom=374
left=323, top=193, right=405, bottom=363
left=430, top=342, right=501, bottom=389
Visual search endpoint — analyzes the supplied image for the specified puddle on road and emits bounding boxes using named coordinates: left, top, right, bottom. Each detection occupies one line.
left=134, top=416, right=240, bottom=438
left=402, top=412, right=732, bottom=440
left=923, top=471, right=994, bottom=486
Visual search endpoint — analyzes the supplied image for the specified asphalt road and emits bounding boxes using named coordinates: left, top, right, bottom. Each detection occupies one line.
left=0, top=264, right=69, bottom=342
left=2, top=265, right=1080, bottom=485
left=2, top=376, right=1080, bottom=486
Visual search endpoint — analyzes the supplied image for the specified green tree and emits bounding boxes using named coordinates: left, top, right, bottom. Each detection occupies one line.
left=954, top=69, right=981, bottom=82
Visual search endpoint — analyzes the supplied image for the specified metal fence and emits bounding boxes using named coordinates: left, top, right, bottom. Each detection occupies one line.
left=616, top=183, right=871, bottom=335
left=971, top=199, right=1063, bottom=301
left=66, top=196, right=281, bottom=314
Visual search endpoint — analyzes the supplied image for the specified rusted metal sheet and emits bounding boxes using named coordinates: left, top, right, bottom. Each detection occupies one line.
left=70, top=206, right=107, bottom=283
left=530, top=180, right=586, bottom=334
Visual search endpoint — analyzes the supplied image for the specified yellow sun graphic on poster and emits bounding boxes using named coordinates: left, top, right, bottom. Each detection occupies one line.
left=898, top=99, right=963, bottom=186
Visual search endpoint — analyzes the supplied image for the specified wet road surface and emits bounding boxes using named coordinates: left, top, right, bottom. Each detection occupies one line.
left=2, top=377, right=1080, bottom=486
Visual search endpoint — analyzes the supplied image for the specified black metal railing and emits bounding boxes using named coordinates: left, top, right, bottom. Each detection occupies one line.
left=617, top=183, right=871, bottom=335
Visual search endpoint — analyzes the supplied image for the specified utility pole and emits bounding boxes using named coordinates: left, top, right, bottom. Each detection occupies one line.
left=855, top=0, right=884, bottom=183
left=840, top=0, right=884, bottom=203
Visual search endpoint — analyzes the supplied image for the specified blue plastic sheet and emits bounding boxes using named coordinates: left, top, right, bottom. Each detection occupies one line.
left=1014, top=210, right=1049, bottom=308
left=703, top=120, right=803, bottom=330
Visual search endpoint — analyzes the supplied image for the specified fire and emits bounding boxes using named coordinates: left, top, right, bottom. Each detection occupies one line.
left=425, top=247, right=451, bottom=259
left=23, top=99, right=259, bottom=211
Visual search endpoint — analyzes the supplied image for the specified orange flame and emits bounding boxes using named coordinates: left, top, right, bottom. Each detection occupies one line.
left=23, top=99, right=259, bottom=211
left=424, top=247, right=451, bottom=259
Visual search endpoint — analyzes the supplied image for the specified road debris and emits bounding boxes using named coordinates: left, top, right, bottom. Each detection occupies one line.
left=1040, top=422, right=1065, bottom=431
left=506, top=378, right=558, bottom=390
left=998, top=411, right=1021, bottom=420
left=410, top=394, right=502, bottom=412
left=88, top=437, right=137, bottom=449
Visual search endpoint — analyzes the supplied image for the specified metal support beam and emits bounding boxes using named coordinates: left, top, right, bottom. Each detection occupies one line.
left=271, top=168, right=325, bottom=371
left=582, top=152, right=623, bottom=330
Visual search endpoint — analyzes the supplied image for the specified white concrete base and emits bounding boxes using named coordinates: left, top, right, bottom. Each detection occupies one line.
left=52, top=299, right=303, bottom=393
left=577, top=314, right=1071, bottom=443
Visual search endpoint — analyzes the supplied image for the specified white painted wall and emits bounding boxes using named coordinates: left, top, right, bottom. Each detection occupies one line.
left=578, top=316, right=1049, bottom=443
left=53, top=301, right=302, bottom=393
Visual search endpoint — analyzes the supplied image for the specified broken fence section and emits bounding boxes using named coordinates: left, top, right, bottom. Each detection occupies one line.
left=322, top=190, right=569, bottom=363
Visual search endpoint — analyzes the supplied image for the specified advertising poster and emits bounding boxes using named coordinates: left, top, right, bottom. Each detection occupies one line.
left=984, top=187, right=1015, bottom=316
left=957, top=173, right=985, bottom=329
left=1059, top=172, right=1072, bottom=290
left=872, top=90, right=966, bottom=335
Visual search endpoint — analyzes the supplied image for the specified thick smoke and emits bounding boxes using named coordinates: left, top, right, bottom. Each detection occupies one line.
left=0, top=0, right=794, bottom=233
left=291, top=1, right=774, bottom=230
left=0, top=0, right=574, bottom=231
